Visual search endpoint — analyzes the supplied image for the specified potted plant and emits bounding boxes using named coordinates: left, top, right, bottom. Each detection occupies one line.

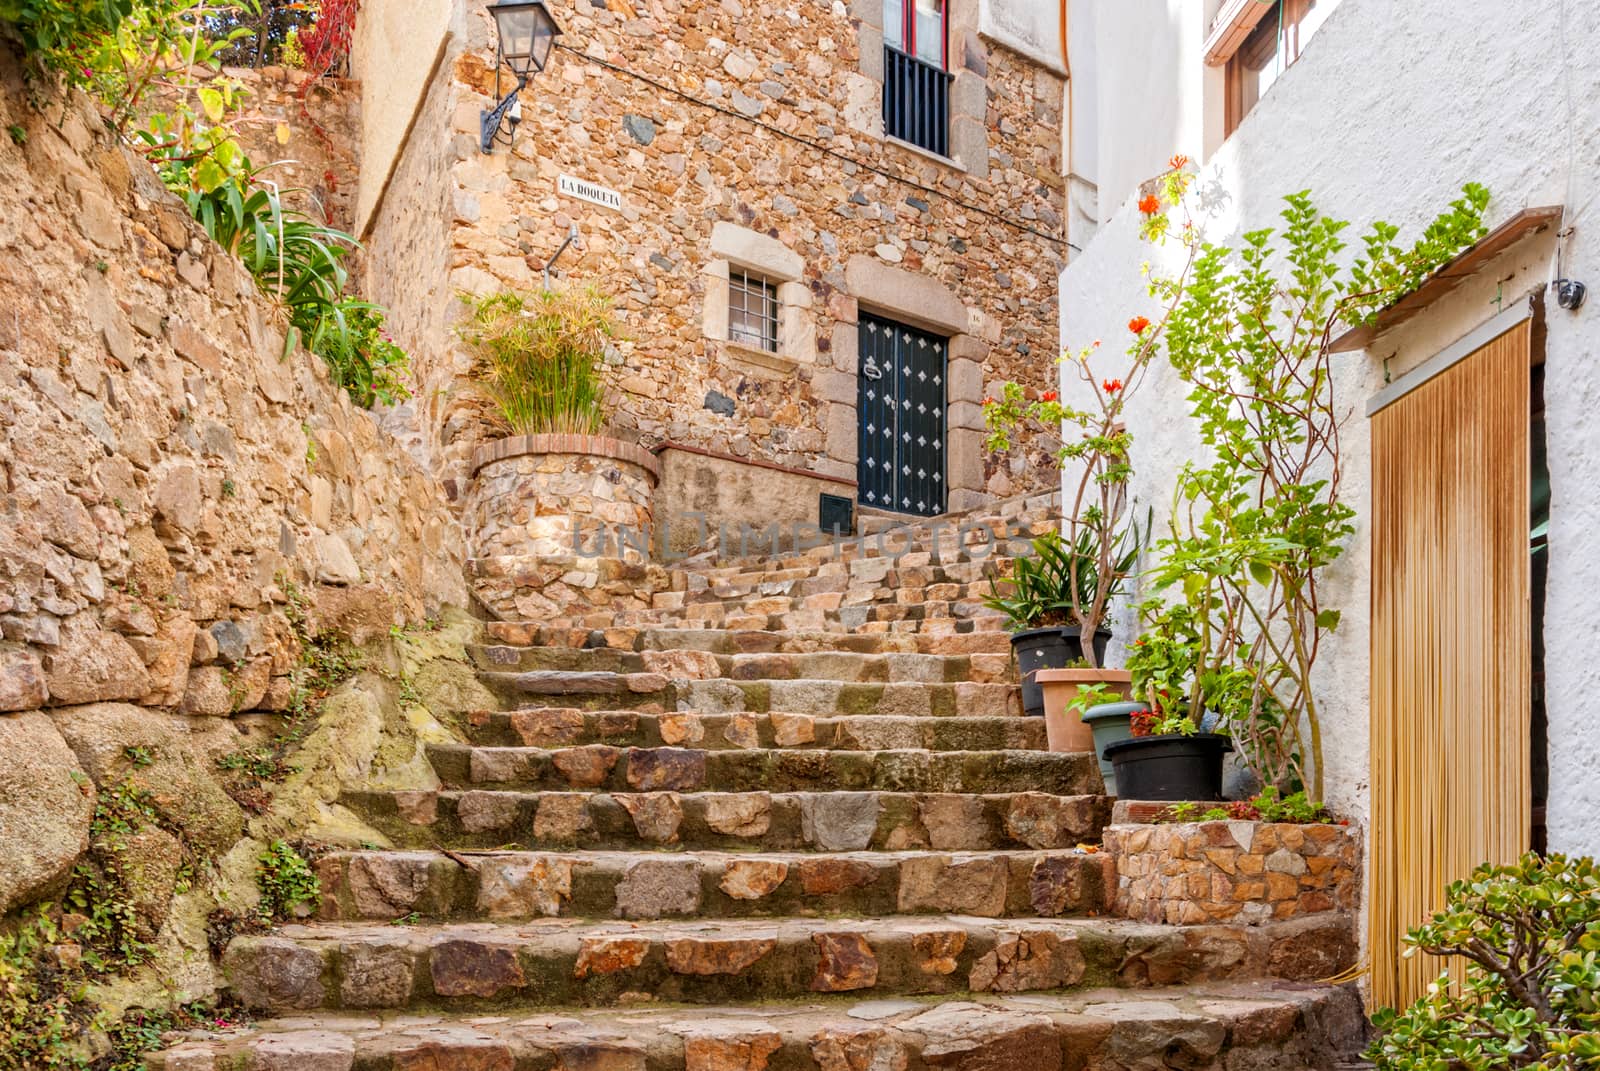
left=1080, top=698, right=1149, bottom=794
left=981, top=528, right=1122, bottom=719
left=1105, top=599, right=1239, bottom=801
left=982, top=158, right=1198, bottom=733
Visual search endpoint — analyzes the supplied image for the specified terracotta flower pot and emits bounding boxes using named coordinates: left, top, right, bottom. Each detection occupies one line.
left=1035, top=668, right=1133, bottom=753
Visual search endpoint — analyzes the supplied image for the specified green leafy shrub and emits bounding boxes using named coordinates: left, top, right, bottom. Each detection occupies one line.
left=255, top=841, right=319, bottom=920
left=1370, top=853, right=1600, bottom=1069
left=457, top=286, right=619, bottom=436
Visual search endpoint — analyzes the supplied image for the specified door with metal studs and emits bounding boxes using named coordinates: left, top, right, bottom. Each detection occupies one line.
left=856, top=313, right=947, bottom=517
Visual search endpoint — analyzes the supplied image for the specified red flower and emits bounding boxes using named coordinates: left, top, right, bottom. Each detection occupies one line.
left=1138, top=193, right=1160, bottom=215
left=1041, top=390, right=1058, bottom=403
left=1102, top=378, right=1123, bottom=393
left=1169, top=153, right=1189, bottom=170
left=1127, top=316, right=1150, bottom=335
left=982, top=395, right=995, bottom=406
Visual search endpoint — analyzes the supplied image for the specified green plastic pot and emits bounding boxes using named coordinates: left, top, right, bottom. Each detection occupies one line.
left=1081, top=700, right=1147, bottom=796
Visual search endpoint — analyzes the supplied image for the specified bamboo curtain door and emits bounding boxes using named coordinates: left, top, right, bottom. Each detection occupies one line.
left=1368, top=319, right=1532, bottom=1010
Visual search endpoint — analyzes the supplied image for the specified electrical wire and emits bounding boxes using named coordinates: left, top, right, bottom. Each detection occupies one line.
left=553, top=42, right=1077, bottom=252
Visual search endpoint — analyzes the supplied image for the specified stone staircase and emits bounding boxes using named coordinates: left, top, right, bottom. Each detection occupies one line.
left=148, top=493, right=1367, bottom=1069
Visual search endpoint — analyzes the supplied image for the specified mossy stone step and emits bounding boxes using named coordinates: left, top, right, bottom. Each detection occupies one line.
left=339, top=788, right=1111, bottom=853
left=313, top=847, right=1112, bottom=922
left=216, top=914, right=1357, bottom=1014
left=475, top=672, right=1023, bottom=718
left=480, top=623, right=1015, bottom=658
left=467, top=644, right=1013, bottom=685
left=148, top=983, right=1367, bottom=1071
left=423, top=745, right=1097, bottom=795
left=462, top=709, right=1047, bottom=751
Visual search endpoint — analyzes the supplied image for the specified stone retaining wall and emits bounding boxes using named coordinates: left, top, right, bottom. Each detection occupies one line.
left=1102, top=820, right=1361, bottom=927
left=0, top=57, right=463, bottom=918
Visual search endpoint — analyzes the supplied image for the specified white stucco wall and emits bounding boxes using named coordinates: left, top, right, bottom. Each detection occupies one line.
left=1061, top=0, right=1600, bottom=855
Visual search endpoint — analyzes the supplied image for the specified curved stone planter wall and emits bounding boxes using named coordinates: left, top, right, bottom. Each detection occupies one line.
left=465, top=434, right=664, bottom=621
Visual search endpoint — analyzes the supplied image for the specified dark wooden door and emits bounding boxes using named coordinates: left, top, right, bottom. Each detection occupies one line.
left=857, top=313, right=946, bottom=517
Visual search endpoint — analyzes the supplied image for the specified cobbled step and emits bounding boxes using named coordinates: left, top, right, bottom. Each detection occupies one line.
left=476, top=673, right=1023, bottom=718
left=468, top=644, right=1013, bottom=684
left=483, top=623, right=1016, bottom=657
left=216, top=913, right=1358, bottom=1013
left=340, top=788, right=1111, bottom=852
left=313, top=847, right=1113, bottom=922
left=426, top=745, right=1096, bottom=795
left=147, top=982, right=1368, bottom=1071
left=464, top=709, right=1047, bottom=751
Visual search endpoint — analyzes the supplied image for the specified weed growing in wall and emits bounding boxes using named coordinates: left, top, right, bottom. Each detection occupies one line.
left=254, top=841, right=320, bottom=921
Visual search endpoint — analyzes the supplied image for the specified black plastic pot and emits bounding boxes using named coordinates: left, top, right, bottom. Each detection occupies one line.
left=1010, top=627, right=1111, bottom=717
left=1102, top=733, right=1233, bottom=801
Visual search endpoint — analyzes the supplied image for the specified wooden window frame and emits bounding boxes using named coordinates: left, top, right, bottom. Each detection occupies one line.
left=1223, top=0, right=1318, bottom=136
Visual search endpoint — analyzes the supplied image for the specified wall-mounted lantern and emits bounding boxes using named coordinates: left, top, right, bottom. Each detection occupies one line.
left=480, top=0, right=563, bottom=154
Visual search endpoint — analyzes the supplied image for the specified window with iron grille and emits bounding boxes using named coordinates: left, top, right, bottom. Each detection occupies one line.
left=728, top=267, right=779, bottom=353
left=882, top=0, right=950, bottom=157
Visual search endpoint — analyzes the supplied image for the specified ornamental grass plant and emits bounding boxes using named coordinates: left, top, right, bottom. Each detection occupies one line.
left=458, top=286, right=619, bottom=437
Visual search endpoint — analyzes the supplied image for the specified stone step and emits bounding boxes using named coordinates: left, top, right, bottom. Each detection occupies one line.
left=476, top=672, right=1024, bottom=718
left=424, top=745, right=1097, bottom=796
left=313, top=848, right=1113, bottom=922
left=481, top=623, right=1016, bottom=657
left=216, top=913, right=1357, bottom=1014
left=614, top=596, right=1008, bottom=631
left=464, top=709, right=1046, bottom=751
left=679, top=557, right=1015, bottom=599
left=468, top=644, right=1015, bottom=685
left=147, top=982, right=1367, bottom=1071
left=340, top=788, right=1111, bottom=853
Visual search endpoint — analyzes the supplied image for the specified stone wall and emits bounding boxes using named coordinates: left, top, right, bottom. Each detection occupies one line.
left=0, top=54, right=465, bottom=920
left=358, top=0, right=1069, bottom=512
left=1102, top=820, right=1361, bottom=927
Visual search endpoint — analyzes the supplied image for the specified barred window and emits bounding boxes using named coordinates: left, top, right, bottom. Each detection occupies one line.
left=728, top=267, right=779, bottom=353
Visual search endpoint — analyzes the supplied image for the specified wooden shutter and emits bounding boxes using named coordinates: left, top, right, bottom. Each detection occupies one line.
left=1368, top=318, right=1532, bottom=1010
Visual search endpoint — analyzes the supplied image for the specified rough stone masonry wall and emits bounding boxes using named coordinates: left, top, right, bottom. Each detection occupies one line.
left=1102, top=821, right=1361, bottom=927
left=363, top=0, right=1068, bottom=505
left=0, top=53, right=465, bottom=920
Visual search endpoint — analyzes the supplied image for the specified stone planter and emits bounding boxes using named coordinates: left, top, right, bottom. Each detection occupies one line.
left=465, top=434, right=660, bottom=620
left=1102, top=817, right=1361, bottom=926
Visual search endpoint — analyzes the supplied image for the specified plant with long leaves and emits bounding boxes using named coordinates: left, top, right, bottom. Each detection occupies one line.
left=1370, top=853, right=1600, bottom=1069
left=982, top=523, right=1142, bottom=632
left=983, top=158, right=1200, bottom=666
left=1146, top=182, right=1491, bottom=799
left=457, top=286, right=619, bottom=437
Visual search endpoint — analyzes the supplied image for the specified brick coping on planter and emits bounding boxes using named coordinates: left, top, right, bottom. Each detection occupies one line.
left=471, top=434, right=661, bottom=482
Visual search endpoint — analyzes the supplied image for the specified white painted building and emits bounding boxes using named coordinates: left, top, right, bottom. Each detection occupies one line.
left=1061, top=0, right=1600, bottom=1003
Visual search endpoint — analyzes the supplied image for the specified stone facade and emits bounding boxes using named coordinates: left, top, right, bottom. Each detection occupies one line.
left=355, top=0, right=1069, bottom=517
left=0, top=56, right=463, bottom=916
left=1102, top=821, right=1361, bottom=927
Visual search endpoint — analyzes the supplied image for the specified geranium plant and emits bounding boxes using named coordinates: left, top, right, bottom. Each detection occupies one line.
left=984, top=158, right=1199, bottom=667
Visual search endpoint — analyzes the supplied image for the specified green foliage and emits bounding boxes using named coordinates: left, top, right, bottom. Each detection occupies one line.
left=0, top=0, right=133, bottom=88
left=981, top=159, right=1198, bottom=664
left=456, top=286, right=619, bottom=436
left=1142, top=183, right=1491, bottom=799
left=255, top=841, right=319, bottom=920
left=215, top=578, right=358, bottom=812
left=1370, top=853, right=1600, bottom=1069
left=983, top=525, right=1140, bottom=632
left=1248, top=786, right=1329, bottom=824
left=297, top=298, right=410, bottom=409
left=6, top=123, right=25, bottom=144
